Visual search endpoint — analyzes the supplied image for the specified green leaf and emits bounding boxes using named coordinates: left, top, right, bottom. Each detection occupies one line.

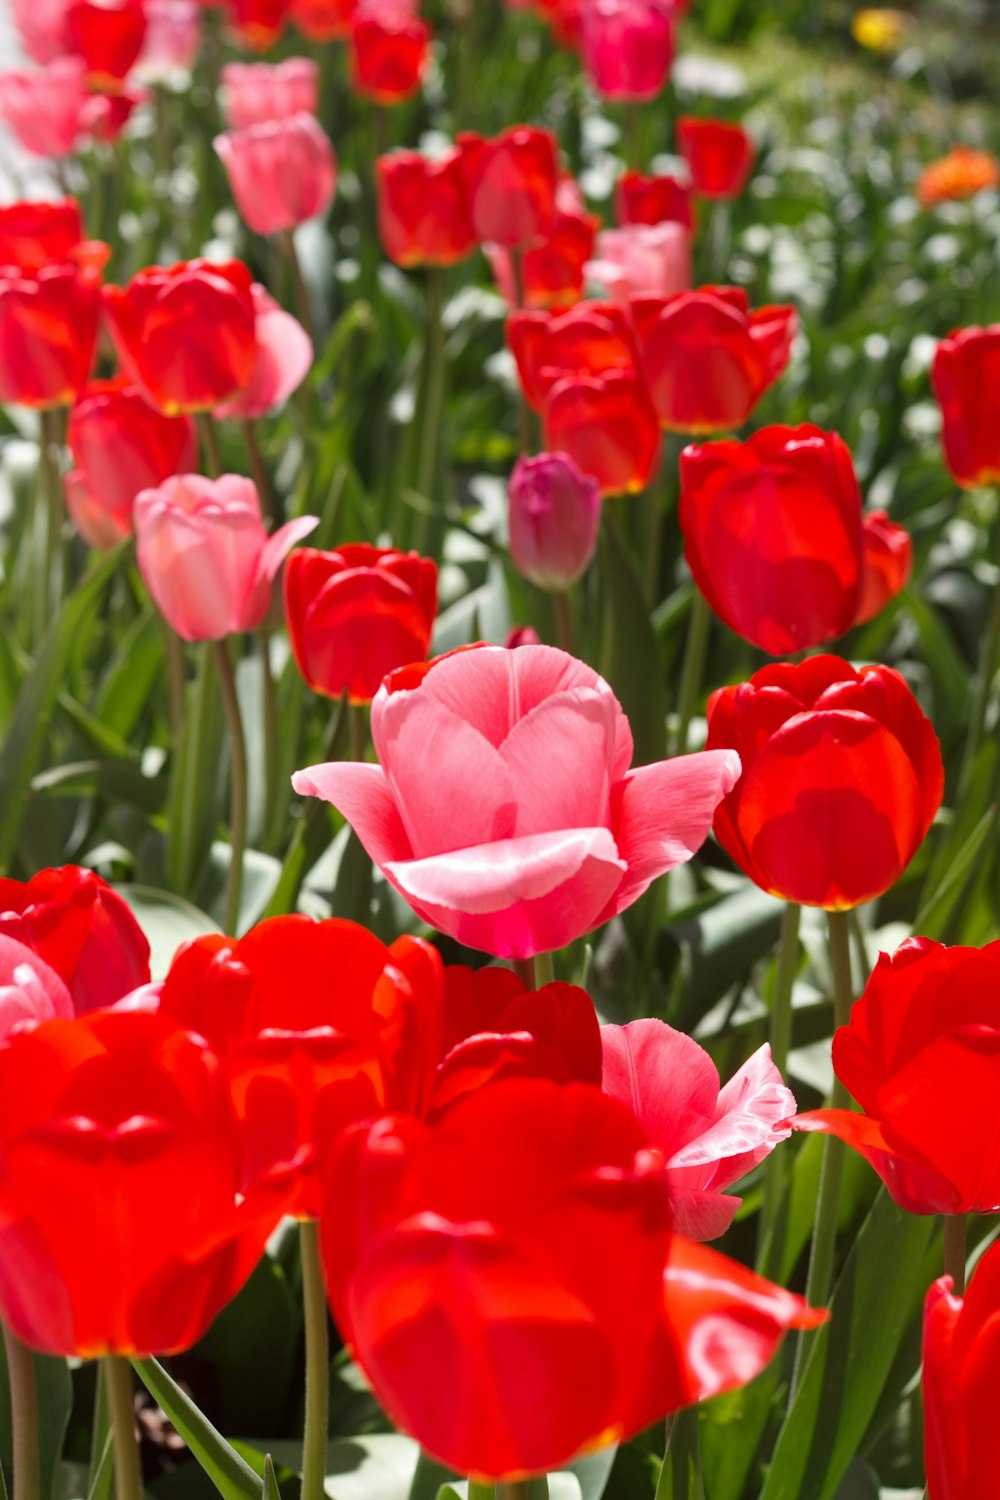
left=598, top=514, right=667, bottom=767
left=166, top=644, right=225, bottom=899
left=85, top=1431, right=114, bottom=1500
left=261, top=1457, right=280, bottom=1500
left=235, top=1434, right=421, bottom=1500
left=116, top=885, right=219, bottom=979
left=132, top=1357, right=261, bottom=1500
left=93, top=606, right=165, bottom=742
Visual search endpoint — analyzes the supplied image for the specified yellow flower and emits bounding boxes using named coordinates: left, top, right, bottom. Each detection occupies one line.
left=852, top=8, right=906, bottom=53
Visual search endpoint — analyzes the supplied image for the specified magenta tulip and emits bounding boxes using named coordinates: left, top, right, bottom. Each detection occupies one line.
left=580, top=0, right=675, bottom=102
left=508, top=452, right=601, bottom=591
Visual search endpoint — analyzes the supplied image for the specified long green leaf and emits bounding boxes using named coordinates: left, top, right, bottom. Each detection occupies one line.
left=132, top=1357, right=261, bottom=1500
left=166, top=643, right=225, bottom=899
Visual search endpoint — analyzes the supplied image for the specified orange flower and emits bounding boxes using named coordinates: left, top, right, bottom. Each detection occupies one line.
left=917, top=147, right=1000, bottom=207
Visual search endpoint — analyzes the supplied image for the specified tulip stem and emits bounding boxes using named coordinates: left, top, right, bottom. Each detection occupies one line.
left=161, top=620, right=186, bottom=747
left=412, top=266, right=447, bottom=551
left=299, top=1220, right=330, bottom=1500
left=498, top=1481, right=548, bottom=1500
left=212, top=638, right=248, bottom=936
left=553, top=591, right=573, bottom=653
left=3, top=1324, right=39, bottom=1500
left=103, top=1356, right=143, bottom=1500
left=756, top=901, right=801, bottom=1274
left=261, top=630, right=280, bottom=849
left=512, top=957, right=537, bottom=989
left=958, top=509, right=1000, bottom=796
left=673, top=590, right=712, bottom=754
left=196, top=412, right=223, bottom=480
left=792, top=909, right=854, bottom=1395
left=243, top=420, right=275, bottom=524
left=283, top=229, right=316, bottom=347
left=943, top=1214, right=968, bottom=1295
left=40, top=407, right=63, bottom=631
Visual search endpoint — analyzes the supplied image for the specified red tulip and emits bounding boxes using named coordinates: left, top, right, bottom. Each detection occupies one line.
left=103, top=259, right=257, bottom=414
left=79, top=85, right=148, bottom=144
left=580, top=0, right=675, bottom=102
left=0, top=58, right=88, bottom=158
left=64, top=0, right=147, bottom=87
left=0, top=261, right=102, bottom=409
left=215, top=113, right=337, bottom=237
left=214, top=284, right=312, bottom=422
left=543, top=369, right=661, bottom=495
left=290, top=0, right=354, bottom=39
left=65, top=377, right=196, bottom=549
left=0, top=198, right=87, bottom=271
left=795, top=936, right=1000, bottom=1215
left=0, top=866, right=151, bottom=1014
left=376, top=148, right=476, bottom=268
left=931, top=325, right=1000, bottom=488
left=220, top=58, right=318, bottom=130
left=293, top=644, right=739, bottom=958
left=677, top=116, right=755, bottom=199
left=631, top=286, right=797, bottom=434
left=158, top=916, right=444, bottom=1215
left=856, top=510, right=912, bottom=625
left=508, top=298, right=638, bottom=412
left=923, top=1241, right=1000, bottom=1500
left=0, top=1010, right=292, bottom=1357
left=227, top=0, right=291, bottom=50
left=616, top=170, right=694, bottom=231
left=706, top=656, right=944, bottom=910
left=285, top=543, right=438, bottom=704
left=508, top=451, right=601, bottom=589
left=350, top=12, right=430, bottom=104
left=458, top=126, right=560, bottom=249
left=486, top=180, right=598, bottom=308
left=679, top=424, right=866, bottom=654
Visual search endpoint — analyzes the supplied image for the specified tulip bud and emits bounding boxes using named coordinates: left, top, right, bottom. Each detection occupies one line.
left=508, top=452, right=601, bottom=591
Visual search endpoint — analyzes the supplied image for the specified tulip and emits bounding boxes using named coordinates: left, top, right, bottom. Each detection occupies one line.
left=631, top=287, right=797, bottom=434
left=856, top=510, right=912, bottom=624
left=214, top=114, right=336, bottom=239
left=80, top=86, right=147, bottom=145
left=376, top=148, right=476, bottom=268
left=0, top=261, right=102, bottom=409
left=585, top=221, right=691, bottom=301
left=284, top=543, right=438, bottom=704
left=505, top=625, right=541, bottom=648
left=508, top=298, right=638, bottom=411
left=0, top=1010, right=292, bottom=1357
left=103, top=259, right=258, bottom=414
left=10, top=0, right=72, bottom=62
left=134, top=0, right=198, bottom=82
left=220, top=58, right=319, bottom=130
left=487, top=181, right=598, bottom=308
left=579, top=0, right=675, bottom=102
left=349, top=12, right=431, bottom=104
left=228, top=0, right=291, bottom=50
left=917, top=146, right=1000, bottom=208
left=320, top=1079, right=822, bottom=1477
left=0, top=935, right=73, bottom=1038
left=0, top=198, right=86, bottom=271
left=678, top=424, right=866, bottom=655
left=64, top=0, right=147, bottom=87
left=65, top=378, right=196, bottom=548
left=0, top=57, right=88, bottom=158
left=543, top=369, right=661, bottom=496
left=677, top=116, right=756, bottom=199
left=794, top=936, right=1000, bottom=1215
left=931, top=325, right=1000, bottom=488
left=214, top=285, right=312, bottom=422
left=290, top=0, right=354, bottom=39
left=0, top=865, right=150, bottom=1015
left=134, top=474, right=318, bottom=642
left=706, top=655, right=944, bottom=910
left=293, top=643, right=739, bottom=958
left=458, top=125, right=560, bottom=249
left=602, top=1020, right=795, bottom=1240
left=157, top=916, right=444, bottom=1214
left=616, top=169, right=694, bottom=230
left=923, top=1241, right=1000, bottom=1500
left=508, top=451, right=601, bottom=590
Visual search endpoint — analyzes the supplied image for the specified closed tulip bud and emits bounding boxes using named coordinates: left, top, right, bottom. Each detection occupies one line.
left=220, top=58, right=318, bottom=130
left=585, top=221, right=691, bottom=301
left=228, top=0, right=291, bottom=50
left=580, top=0, right=675, bottom=102
left=214, top=284, right=312, bottom=422
left=134, top=474, right=318, bottom=642
left=543, top=369, right=661, bottom=496
left=616, top=170, right=694, bottom=230
left=135, top=0, right=199, bottom=84
left=64, top=0, right=147, bottom=87
left=103, top=259, right=258, bottom=414
left=284, top=543, right=438, bottom=704
left=677, top=116, right=756, bottom=199
left=376, top=148, right=475, bottom=268
left=349, top=12, right=430, bottom=104
left=923, top=1241, right=1000, bottom=1500
left=508, top=452, right=601, bottom=590
left=706, top=655, right=943, bottom=910
left=458, top=125, right=560, bottom=248
left=0, top=260, right=102, bottom=409
left=931, top=325, right=1000, bottom=488
left=0, top=198, right=86, bottom=270
left=0, top=57, right=88, bottom=158
left=855, top=510, right=912, bottom=624
left=215, top=114, right=336, bottom=237
left=290, top=0, right=354, bottom=40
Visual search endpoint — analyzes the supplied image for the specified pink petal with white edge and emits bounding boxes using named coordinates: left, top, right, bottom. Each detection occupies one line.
left=291, top=760, right=412, bottom=869
left=602, top=1020, right=721, bottom=1157
left=500, top=687, right=616, bottom=837
left=687, top=1042, right=795, bottom=1188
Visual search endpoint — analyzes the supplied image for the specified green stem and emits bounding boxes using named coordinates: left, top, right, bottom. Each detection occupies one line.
left=41, top=407, right=63, bottom=626
left=243, top=420, right=275, bottom=524
left=416, top=267, right=446, bottom=502
left=161, top=618, right=186, bottom=747
left=624, top=100, right=643, bottom=170
left=512, top=956, right=537, bottom=989
left=299, top=1220, right=330, bottom=1500
left=103, top=1357, right=143, bottom=1500
left=943, top=1213, right=968, bottom=1295
left=260, top=630, right=279, bottom=849
left=756, top=902, right=801, bottom=1273
left=642, top=481, right=664, bottom=606
left=283, top=228, right=315, bottom=346
left=350, top=702, right=368, bottom=763
left=3, top=1324, right=39, bottom=1500
left=552, top=590, right=573, bottom=652
left=196, top=411, right=223, bottom=479
left=212, top=638, right=248, bottom=936
left=673, top=590, right=712, bottom=754
left=497, top=1481, right=548, bottom=1500
left=959, top=510, right=1000, bottom=794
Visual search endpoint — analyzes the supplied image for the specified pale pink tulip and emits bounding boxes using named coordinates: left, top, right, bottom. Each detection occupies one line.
left=585, top=221, right=691, bottom=302
left=0, top=935, right=72, bottom=1040
left=220, top=58, right=319, bottom=130
left=579, top=0, right=676, bottom=102
left=214, top=113, right=336, bottom=237
left=602, top=1019, right=795, bottom=1240
left=292, top=644, right=740, bottom=959
left=0, top=58, right=87, bottom=159
left=10, top=0, right=72, bottom=63
left=214, top=285, right=312, bottom=421
left=134, top=474, right=318, bottom=641
left=136, top=0, right=200, bottom=84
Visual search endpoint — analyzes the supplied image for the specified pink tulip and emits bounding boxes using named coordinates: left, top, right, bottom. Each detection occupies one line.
left=135, top=0, right=200, bottom=84
left=602, top=1020, right=795, bottom=1239
left=0, top=58, right=87, bottom=159
left=134, top=474, right=318, bottom=641
left=585, top=222, right=691, bottom=302
left=580, top=0, right=676, bottom=103
left=220, top=58, right=319, bottom=130
left=0, top=935, right=72, bottom=1040
left=214, top=285, right=312, bottom=421
left=10, top=0, right=72, bottom=63
left=508, top=452, right=601, bottom=590
left=292, top=644, right=740, bottom=959
left=214, top=113, right=336, bottom=238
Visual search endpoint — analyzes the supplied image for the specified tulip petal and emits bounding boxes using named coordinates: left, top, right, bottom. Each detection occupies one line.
left=793, top=1108, right=963, bottom=1215
left=672, top=1043, right=795, bottom=1188
left=291, top=761, right=412, bottom=868
left=500, top=687, right=616, bottom=836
